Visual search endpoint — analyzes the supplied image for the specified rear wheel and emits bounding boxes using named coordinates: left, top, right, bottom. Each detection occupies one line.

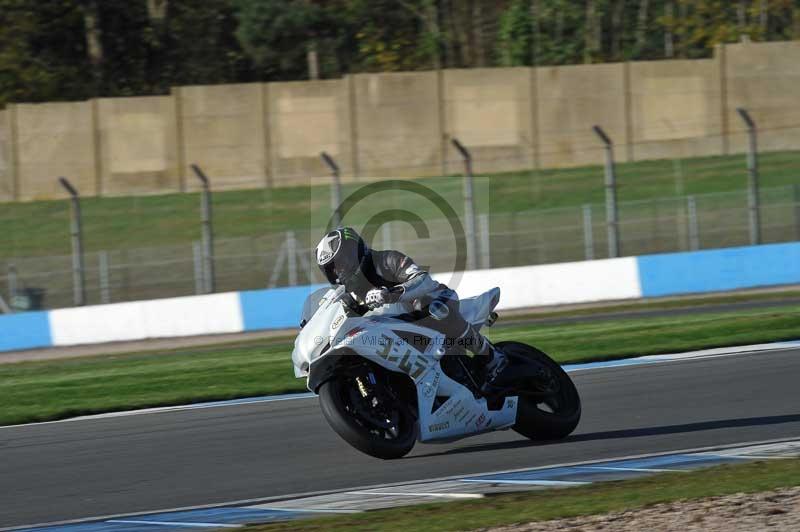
left=319, top=369, right=417, bottom=459
left=497, top=341, right=581, bottom=440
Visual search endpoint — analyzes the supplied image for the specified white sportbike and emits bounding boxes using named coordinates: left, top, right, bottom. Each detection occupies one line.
left=292, top=285, right=581, bottom=459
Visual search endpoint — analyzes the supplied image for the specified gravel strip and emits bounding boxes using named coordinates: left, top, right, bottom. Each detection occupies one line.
left=483, top=486, right=800, bottom=532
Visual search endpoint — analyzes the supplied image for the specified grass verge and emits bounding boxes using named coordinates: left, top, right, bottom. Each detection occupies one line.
left=1, top=302, right=798, bottom=426
left=2, top=150, right=798, bottom=257
left=241, top=458, right=800, bottom=532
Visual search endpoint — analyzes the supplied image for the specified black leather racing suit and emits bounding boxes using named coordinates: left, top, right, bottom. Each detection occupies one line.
left=346, top=250, right=489, bottom=354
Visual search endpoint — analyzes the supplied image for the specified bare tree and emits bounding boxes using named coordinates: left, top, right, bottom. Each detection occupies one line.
left=398, top=0, right=443, bottom=69
left=584, top=0, right=603, bottom=64
left=530, top=0, right=541, bottom=65
left=611, top=0, right=627, bottom=59
left=82, top=0, right=103, bottom=91
left=472, top=0, right=486, bottom=67
left=737, top=0, right=748, bottom=34
left=664, top=0, right=674, bottom=58
left=634, top=0, right=650, bottom=56
left=678, top=0, right=688, bottom=57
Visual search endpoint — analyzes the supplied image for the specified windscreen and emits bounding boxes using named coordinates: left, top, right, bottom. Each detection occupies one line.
left=299, top=286, right=334, bottom=328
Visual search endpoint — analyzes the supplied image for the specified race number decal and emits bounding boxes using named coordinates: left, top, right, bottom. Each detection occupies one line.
left=375, top=334, right=429, bottom=379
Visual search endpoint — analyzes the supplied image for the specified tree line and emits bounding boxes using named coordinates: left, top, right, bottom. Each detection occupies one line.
left=1, top=0, right=798, bottom=106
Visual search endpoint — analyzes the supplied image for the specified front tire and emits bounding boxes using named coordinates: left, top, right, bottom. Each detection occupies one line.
left=319, top=377, right=417, bottom=459
left=498, top=341, right=581, bottom=440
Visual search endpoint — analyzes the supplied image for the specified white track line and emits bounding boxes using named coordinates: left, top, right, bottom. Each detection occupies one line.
left=460, top=479, right=589, bottom=486
left=106, top=520, right=240, bottom=528
left=580, top=466, right=685, bottom=473
left=347, top=491, right=483, bottom=499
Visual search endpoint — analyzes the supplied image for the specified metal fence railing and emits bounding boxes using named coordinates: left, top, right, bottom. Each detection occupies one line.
left=2, top=183, right=799, bottom=311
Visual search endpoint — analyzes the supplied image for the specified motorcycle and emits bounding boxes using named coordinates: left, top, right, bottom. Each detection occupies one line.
left=292, top=284, right=581, bottom=459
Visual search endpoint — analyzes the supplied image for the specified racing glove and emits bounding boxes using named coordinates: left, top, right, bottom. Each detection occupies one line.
left=365, top=287, right=400, bottom=309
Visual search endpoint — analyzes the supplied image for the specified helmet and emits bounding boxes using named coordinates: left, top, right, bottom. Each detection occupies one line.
left=316, top=227, right=368, bottom=285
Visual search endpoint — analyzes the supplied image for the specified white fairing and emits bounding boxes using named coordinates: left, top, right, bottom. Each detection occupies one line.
left=291, top=286, right=516, bottom=442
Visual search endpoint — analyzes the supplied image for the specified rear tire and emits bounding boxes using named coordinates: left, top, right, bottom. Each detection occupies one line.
left=319, top=377, right=417, bottom=459
left=498, top=341, right=581, bottom=440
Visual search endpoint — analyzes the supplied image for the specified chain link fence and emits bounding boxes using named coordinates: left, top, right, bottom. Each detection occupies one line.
left=2, top=180, right=799, bottom=311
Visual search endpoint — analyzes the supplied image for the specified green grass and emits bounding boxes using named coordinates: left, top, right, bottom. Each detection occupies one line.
left=492, top=304, right=800, bottom=363
left=1, top=302, right=798, bottom=426
left=1, top=150, right=798, bottom=257
left=242, top=458, right=800, bottom=532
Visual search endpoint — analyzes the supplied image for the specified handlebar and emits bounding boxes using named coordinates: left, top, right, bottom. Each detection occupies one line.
left=340, top=291, right=370, bottom=316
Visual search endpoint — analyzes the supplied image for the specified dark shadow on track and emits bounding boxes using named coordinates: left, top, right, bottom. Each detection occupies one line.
left=412, top=413, right=800, bottom=458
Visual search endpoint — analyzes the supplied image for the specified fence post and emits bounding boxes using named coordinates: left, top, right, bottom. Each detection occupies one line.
left=191, top=164, right=215, bottom=293
left=687, top=195, right=700, bottom=251
left=7, top=264, right=18, bottom=301
left=451, top=138, right=478, bottom=270
left=478, top=213, right=491, bottom=269
left=58, top=177, right=86, bottom=306
left=192, top=241, right=204, bottom=295
left=736, top=108, right=761, bottom=245
left=582, top=204, right=594, bottom=260
left=286, top=231, right=298, bottom=286
left=98, top=251, right=110, bottom=304
left=321, top=152, right=343, bottom=228
left=2, top=264, right=15, bottom=314
left=591, top=126, right=620, bottom=258
left=794, top=184, right=800, bottom=241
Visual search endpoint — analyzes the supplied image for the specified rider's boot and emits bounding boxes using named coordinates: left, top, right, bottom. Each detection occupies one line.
left=457, top=325, right=510, bottom=391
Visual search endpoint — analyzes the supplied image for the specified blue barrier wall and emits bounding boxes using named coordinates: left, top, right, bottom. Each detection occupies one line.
left=239, top=284, right=327, bottom=331
left=637, top=242, right=800, bottom=298
left=1, top=243, right=798, bottom=353
left=0, top=311, right=52, bottom=351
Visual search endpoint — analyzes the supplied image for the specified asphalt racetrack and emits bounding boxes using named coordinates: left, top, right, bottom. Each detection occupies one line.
left=2, top=348, right=800, bottom=528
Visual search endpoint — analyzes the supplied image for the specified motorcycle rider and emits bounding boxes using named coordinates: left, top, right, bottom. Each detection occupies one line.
left=315, top=226, right=509, bottom=389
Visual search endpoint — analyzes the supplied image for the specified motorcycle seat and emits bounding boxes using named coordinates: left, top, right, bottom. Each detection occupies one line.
left=459, top=287, right=501, bottom=326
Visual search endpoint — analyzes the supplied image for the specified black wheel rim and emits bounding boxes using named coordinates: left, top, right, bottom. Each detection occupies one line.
left=338, top=377, right=408, bottom=441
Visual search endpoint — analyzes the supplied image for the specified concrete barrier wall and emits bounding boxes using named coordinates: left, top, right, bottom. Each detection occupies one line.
left=352, top=71, right=444, bottom=177
left=2, top=41, right=800, bottom=201
left=433, top=257, right=642, bottom=309
left=537, top=63, right=629, bottom=167
left=629, top=58, right=724, bottom=160
left=2, top=242, right=797, bottom=353
left=725, top=41, right=800, bottom=153
left=443, top=67, right=534, bottom=174
left=178, top=83, right=268, bottom=191
left=97, top=96, right=180, bottom=195
left=267, top=79, right=352, bottom=186
left=15, top=101, right=97, bottom=200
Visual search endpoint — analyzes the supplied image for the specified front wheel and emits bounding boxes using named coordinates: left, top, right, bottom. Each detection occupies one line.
left=319, top=373, right=417, bottom=459
left=497, top=341, right=581, bottom=440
